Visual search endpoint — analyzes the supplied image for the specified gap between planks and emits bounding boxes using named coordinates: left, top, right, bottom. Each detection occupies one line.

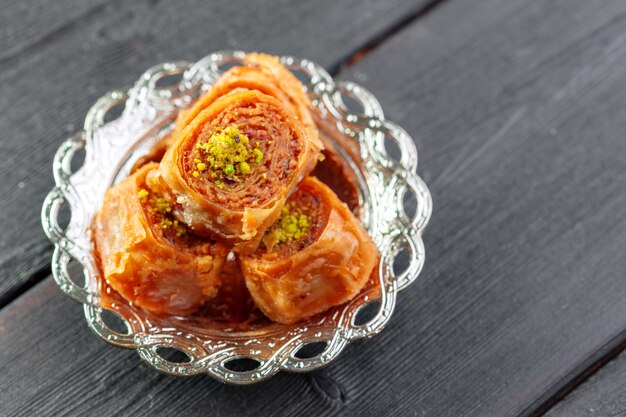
left=0, top=264, right=51, bottom=311
left=326, top=0, right=451, bottom=74
left=527, top=329, right=626, bottom=417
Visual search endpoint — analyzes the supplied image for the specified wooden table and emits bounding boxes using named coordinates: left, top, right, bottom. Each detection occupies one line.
left=2, top=0, right=626, bottom=415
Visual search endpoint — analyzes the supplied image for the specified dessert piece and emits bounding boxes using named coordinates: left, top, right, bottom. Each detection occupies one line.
left=240, top=176, right=378, bottom=324
left=150, top=89, right=321, bottom=248
left=93, top=163, right=228, bottom=315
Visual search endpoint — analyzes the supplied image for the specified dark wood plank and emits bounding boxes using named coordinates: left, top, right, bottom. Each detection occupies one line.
left=545, top=346, right=626, bottom=417
left=0, top=0, right=105, bottom=64
left=3, top=0, right=626, bottom=416
left=0, top=0, right=436, bottom=307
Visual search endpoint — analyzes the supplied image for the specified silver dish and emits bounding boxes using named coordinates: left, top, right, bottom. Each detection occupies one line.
left=41, top=51, right=432, bottom=384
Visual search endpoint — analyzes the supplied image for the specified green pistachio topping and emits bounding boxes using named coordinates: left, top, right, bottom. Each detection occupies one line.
left=194, top=126, right=264, bottom=187
left=262, top=202, right=310, bottom=250
left=138, top=187, right=186, bottom=237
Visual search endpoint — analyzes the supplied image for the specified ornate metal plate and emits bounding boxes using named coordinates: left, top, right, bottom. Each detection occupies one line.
left=41, top=51, right=431, bottom=384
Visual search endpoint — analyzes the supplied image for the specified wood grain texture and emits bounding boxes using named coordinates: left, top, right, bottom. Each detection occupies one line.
left=545, top=347, right=626, bottom=417
left=3, top=0, right=626, bottom=416
left=0, top=279, right=369, bottom=417
left=0, top=0, right=435, bottom=307
left=0, top=0, right=105, bottom=63
left=335, top=0, right=626, bottom=415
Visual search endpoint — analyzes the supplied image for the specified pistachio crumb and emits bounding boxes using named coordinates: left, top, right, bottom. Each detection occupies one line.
left=253, top=148, right=264, bottom=163
left=137, top=188, right=149, bottom=201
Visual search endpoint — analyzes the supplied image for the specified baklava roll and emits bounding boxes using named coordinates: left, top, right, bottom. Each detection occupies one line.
left=239, top=176, right=378, bottom=324
left=93, top=163, right=228, bottom=315
left=150, top=89, right=322, bottom=248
